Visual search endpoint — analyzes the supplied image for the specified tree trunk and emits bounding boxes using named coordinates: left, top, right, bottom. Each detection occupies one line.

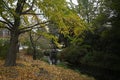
left=32, top=45, right=37, bottom=60
left=29, top=32, right=37, bottom=60
left=4, top=33, right=19, bottom=66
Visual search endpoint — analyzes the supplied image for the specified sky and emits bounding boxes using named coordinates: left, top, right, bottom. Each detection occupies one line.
left=72, top=0, right=78, bottom=5
left=66, top=0, right=78, bottom=5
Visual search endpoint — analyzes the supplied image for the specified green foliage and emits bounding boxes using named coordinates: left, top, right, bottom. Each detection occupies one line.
left=55, top=0, right=120, bottom=74
left=26, top=46, right=33, bottom=55
left=57, top=62, right=68, bottom=69
left=40, top=57, right=49, bottom=63
left=0, top=39, right=9, bottom=59
left=58, top=45, right=88, bottom=66
left=36, top=50, right=44, bottom=59
left=81, top=51, right=120, bottom=70
left=26, top=46, right=44, bottom=59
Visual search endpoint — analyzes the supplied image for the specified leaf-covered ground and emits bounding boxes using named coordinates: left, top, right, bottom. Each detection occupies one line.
left=0, top=51, right=95, bottom=80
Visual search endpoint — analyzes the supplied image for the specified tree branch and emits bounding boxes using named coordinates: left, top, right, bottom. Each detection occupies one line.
left=1, top=14, right=14, bottom=28
left=22, top=0, right=35, bottom=14
left=19, top=21, right=49, bottom=34
left=21, top=12, right=43, bottom=15
left=20, top=21, right=49, bottom=31
left=35, top=35, right=42, bottom=42
left=19, top=28, right=32, bottom=34
left=0, top=20, right=8, bottom=24
left=0, top=20, right=12, bottom=31
left=20, top=23, right=40, bottom=31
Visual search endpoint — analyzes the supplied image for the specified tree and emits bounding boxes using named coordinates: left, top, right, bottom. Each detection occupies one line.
left=0, top=0, right=86, bottom=66
left=0, top=0, right=50, bottom=66
left=29, top=26, right=51, bottom=60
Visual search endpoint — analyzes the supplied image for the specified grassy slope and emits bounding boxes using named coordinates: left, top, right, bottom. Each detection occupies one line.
left=0, top=51, right=95, bottom=80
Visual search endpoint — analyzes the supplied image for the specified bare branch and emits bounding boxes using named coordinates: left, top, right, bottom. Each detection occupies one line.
left=35, top=35, right=42, bottom=42
left=1, top=15, right=14, bottom=27
left=21, top=12, right=43, bottom=15
left=20, top=21, right=49, bottom=31
left=19, top=28, right=32, bottom=34
left=20, top=23, right=40, bottom=31
left=19, top=25, right=46, bottom=34
left=1, top=26, right=12, bottom=31
left=0, top=20, right=8, bottom=24
left=0, top=20, right=12, bottom=31
left=19, top=21, right=49, bottom=34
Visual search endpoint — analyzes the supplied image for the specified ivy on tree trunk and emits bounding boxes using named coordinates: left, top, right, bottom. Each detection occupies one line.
left=4, top=33, right=19, bottom=66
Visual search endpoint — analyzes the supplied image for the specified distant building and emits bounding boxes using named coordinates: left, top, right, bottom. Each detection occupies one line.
left=0, top=29, right=10, bottom=38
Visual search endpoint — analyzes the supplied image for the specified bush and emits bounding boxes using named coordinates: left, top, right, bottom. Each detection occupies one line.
left=58, top=44, right=120, bottom=71
left=58, top=45, right=87, bottom=66
left=81, top=51, right=104, bottom=65
left=26, top=47, right=33, bottom=55
left=26, top=46, right=44, bottom=59
left=0, top=39, right=9, bottom=59
left=36, top=50, right=44, bottom=59
left=57, top=62, right=68, bottom=69
left=81, top=51, right=120, bottom=70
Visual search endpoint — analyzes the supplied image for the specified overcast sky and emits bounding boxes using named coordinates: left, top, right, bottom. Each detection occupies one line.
left=66, top=0, right=78, bottom=5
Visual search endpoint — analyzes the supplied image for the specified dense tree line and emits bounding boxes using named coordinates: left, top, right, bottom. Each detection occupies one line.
left=58, top=0, right=120, bottom=71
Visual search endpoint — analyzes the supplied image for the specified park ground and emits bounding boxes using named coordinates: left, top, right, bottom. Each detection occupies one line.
left=0, top=51, right=95, bottom=80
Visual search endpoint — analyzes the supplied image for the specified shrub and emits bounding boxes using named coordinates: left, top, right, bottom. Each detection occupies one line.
left=57, top=62, right=68, bottom=69
left=36, top=50, right=44, bottom=59
left=26, top=46, right=44, bottom=59
left=26, top=47, right=33, bottom=55
left=81, top=51, right=120, bottom=70
left=58, top=45, right=88, bottom=66
left=81, top=51, right=104, bottom=65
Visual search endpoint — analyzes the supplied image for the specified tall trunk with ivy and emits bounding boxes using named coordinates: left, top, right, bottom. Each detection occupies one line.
left=4, top=0, right=22, bottom=66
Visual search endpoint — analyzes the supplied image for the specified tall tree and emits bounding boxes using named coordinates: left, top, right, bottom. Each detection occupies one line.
left=0, top=0, right=42, bottom=66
